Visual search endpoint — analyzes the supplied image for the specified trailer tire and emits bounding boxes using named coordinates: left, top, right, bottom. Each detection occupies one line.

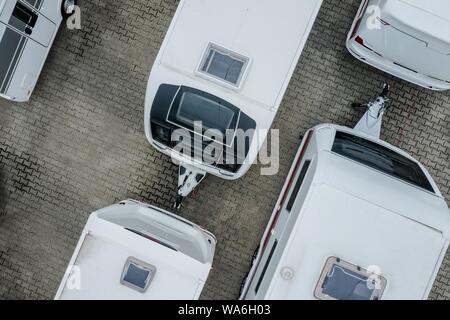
left=238, top=245, right=260, bottom=298
left=238, top=272, right=248, bottom=298
left=251, top=245, right=260, bottom=265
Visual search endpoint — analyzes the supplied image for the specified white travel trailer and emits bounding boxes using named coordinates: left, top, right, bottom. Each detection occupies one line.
left=55, top=200, right=216, bottom=300
left=240, top=86, right=450, bottom=300
left=144, top=0, right=323, bottom=207
left=0, top=0, right=76, bottom=102
left=346, top=0, right=450, bottom=91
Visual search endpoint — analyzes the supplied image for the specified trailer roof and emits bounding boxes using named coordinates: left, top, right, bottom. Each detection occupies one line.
left=264, top=149, right=450, bottom=299
left=56, top=212, right=212, bottom=300
left=158, top=0, right=322, bottom=110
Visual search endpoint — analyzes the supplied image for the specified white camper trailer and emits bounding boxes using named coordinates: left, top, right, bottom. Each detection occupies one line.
left=0, top=0, right=76, bottom=102
left=346, top=0, right=450, bottom=90
left=144, top=0, right=323, bottom=207
left=55, top=200, right=216, bottom=300
left=240, top=86, right=450, bottom=300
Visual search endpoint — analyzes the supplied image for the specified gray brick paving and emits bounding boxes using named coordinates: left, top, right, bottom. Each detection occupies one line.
left=0, top=0, right=448, bottom=300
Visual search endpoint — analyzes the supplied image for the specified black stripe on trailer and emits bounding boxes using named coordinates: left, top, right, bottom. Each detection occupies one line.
left=0, top=28, right=25, bottom=94
left=36, top=0, right=43, bottom=11
left=255, top=240, right=278, bottom=295
left=4, top=35, right=28, bottom=94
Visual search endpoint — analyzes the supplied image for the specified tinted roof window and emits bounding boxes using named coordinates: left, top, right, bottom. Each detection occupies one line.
left=322, top=265, right=374, bottom=300
left=167, top=86, right=239, bottom=136
left=315, top=257, right=386, bottom=300
left=120, top=257, right=156, bottom=293
left=202, top=51, right=244, bottom=84
left=176, top=92, right=234, bottom=133
left=200, top=43, right=248, bottom=86
left=332, top=131, right=434, bottom=193
left=123, top=263, right=150, bottom=290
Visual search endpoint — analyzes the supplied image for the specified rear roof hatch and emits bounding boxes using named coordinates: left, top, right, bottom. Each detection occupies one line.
left=362, top=0, right=450, bottom=81
left=361, top=22, right=450, bottom=81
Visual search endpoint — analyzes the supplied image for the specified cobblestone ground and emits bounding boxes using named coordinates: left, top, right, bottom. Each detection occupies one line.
left=0, top=0, right=448, bottom=300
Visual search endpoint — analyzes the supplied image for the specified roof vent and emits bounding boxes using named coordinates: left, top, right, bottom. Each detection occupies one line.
left=120, top=257, right=156, bottom=293
left=198, top=43, right=249, bottom=88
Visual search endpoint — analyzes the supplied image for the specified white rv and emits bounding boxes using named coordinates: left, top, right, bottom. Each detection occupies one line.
left=346, top=0, right=450, bottom=91
left=240, top=87, right=450, bottom=300
left=0, top=0, right=75, bottom=102
left=55, top=200, right=216, bottom=300
left=144, top=0, right=323, bottom=207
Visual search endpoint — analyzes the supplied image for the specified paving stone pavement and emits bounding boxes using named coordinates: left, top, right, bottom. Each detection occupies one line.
left=0, top=0, right=449, bottom=300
